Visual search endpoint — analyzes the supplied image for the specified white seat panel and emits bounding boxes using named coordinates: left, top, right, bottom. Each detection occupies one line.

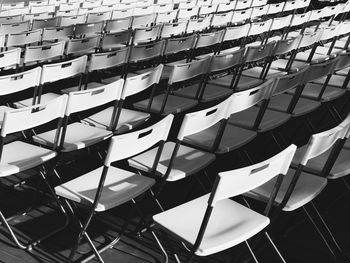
left=82, top=107, right=151, bottom=133
left=0, top=141, right=57, bottom=177
left=55, top=166, right=155, bottom=211
left=33, top=122, right=113, bottom=152
left=153, top=194, right=269, bottom=256
left=246, top=168, right=327, bottom=211
left=128, top=141, right=216, bottom=181
left=0, top=105, right=13, bottom=127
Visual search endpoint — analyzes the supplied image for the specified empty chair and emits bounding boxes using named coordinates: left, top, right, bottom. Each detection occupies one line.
left=0, top=95, right=69, bottom=251
left=82, top=65, right=163, bottom=134
left=0, top=15, right=22, bottom=24
left=132, top=13, right=156, bottom=28
left=211, top=11, right=233, bottom=28
left=162, top=34, right=196, bottom=63
left=54, top=114, right=173, bottom=262
left=0, top=21, right=30, bottom=35
left=177, top=7, right=199, bottom=20
left=105, top=17, right=132, bottom=33
left=155, top=9, right=178, bottom=24
left=133, top=58, right=207, bottom=115
left=86, top=11, right=112, bottom=23
left=111, top=8, right=134, bottom=19
left=132, top=24, right=162, bottom=44
left=151, top=144, right=296, bottom=263
left=33, top=80, right=124, bottom=153
left=127, top=40, right=165, bottom=67
left=6, top=29, right=42, bottom=49
left=0, top=48, right=21, bottom=71
left=160, top=21, right=187, bottom=39
left=59, top=14, right=86, bottom=26
left=185, top=16, right=212, bottom=34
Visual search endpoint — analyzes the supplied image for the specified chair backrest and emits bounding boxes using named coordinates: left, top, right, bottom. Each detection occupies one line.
left=209, top=47, right=245, bottom=73
left=40, top=55, right=87, bottom=84
left=160, top=21, right=187, bottom=39
left=0, top=67, right=42, bottom=96
left=6, top=29, right=42, bottom=48
left=195, top=30, right=225, bottom=49
left=290, top=12, right=310, bottom=27
left=0, top=21, right=30, bottom=35
left=132, top=24, right=162, bottom=44
left=222, top=23, right=250, bottom=42
left=273, top=36, right=300, bottom=56
left=168, top=56, right=211, bottom=85
left=297, top=30, right=322, bottom=49
left=177, top=7, right=199, bottom=20
left=300, top=115, right=350, bottom=166
left=235, top=0, right=252, bottom=10
left=155, top=9, right=178, bottom=24
left=122, top=64, right=163, bottom=99
left=283, top=0, right=298, bottom=12
left=42, top=25, right=74, bottom=41
left=0, top=15, right=22, bottom=24
left=65, top=35, right=100, bottom=56
left=65, top=79, right=124, bottom=116
left=211, top=11, right=233, bottom=28
left=128, top=40, right=165, bottom=64
left=244, top=41, right=276, bottom=64
left=0, top=48, right=21, bottom=69
left=177, top=94, right=232, bottom=140
left=104, top=114, right=174, bottom=165
left=111, top=8, right=134, bottom=19
left=272, top=66, right=308, bottom=96
left=154, top=3, right=174, bottom=14
left=30, top=4, right=55, bottom=14
left=1, top=94, right=67, bottom=137
left=251, top=5, right=268, bottom=20
left=334, top=51, right=350, bottom=72
left=1, top=2, right=26, bottom=10
left=267, top=2, right=284, bottom=15
left=231, top=8, right=252, bottom=24
left=32, top=16, right=61, bottom=30
left=74, top=21, right=104, bottom=37
left=86, top=11, right=112, bottom=23
left=248, top=19, right=273, bottom=37
left=59, top=14, right=86, bottom=26
left=209, top=144, right=297, bottom=205
left=101, top=30, right=132, bottom=51
left=165, top=36, right=195, bottom=58
left=58, top=2, right=80, bottom=11
left=303, top=57, right=338, bottom=83
left=185, top=16, right=212, bottom=34
left=89, top=47, right=129, bottom=72
left=270, top=15, right=292, bottom=32
left=132, top=13, right=156, bottom=28
left=105, top=17, right=132, bottom=33
left=229, top=79, right=274, bottom=115
left=24, top=41, right=65, bottom=64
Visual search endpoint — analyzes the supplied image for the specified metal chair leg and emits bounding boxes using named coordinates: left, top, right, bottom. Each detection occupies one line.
left=151, top=230, right=169, bottom=263
left=264, top=232, right=286, bottom=263
left=245, top=240, right=259, bottom=263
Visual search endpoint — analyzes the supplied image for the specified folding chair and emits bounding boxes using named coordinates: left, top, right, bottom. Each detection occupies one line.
left=188, top=30, right=225, bottom=59
left=82, top=65, right=163, bottom=134
left=185, top=16, right=212, bottom=34
left=0, top=95, right=69, bottom=251
left=0, top=48, right=21, bottom=72
left=111, top=8, right=134, bottom=20
left=174, top=47, right=245, bottom=102
left=132, top=24, right=162, bottom=45
left=59, top=14, right=86, bottom=26
left=244, top=115, right=350, bottom=262
left=33, top=80, right=124, bottom=153
left=0, top=21, right=30, bottom=36
left=14, top=55, right=88, bottom=108
left=159, top=21, right=187, bottom=39
left=6, top=29, right=42, bottom=50
left=235, top=0, right=253, bottom=10
left=86, top=11, right=112, bottom=23
left=0, top=15, right=22, bottom=24
left=104, top=17, right=132, bottom=33
left=55, top=114, right=174, bottom=262
left=155, top=9, right=178, bottom=24
left=74, top=21, right=104, bottom=38
left=210, top=11, right=233, bottom=29
left=133, top=57, right=207, bottom=115
left=152, top=144, right=296, bottom=263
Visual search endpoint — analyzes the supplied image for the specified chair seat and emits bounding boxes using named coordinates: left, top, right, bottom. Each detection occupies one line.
left=287, top=83, right=346, bottom=102
left=0, top=141, right=57, bottom=177
left=314, top=46, right=345, bottom=56
left=128, top=141, right=216, bottom=182
left=81, top=107, right=151, bottom=133
left=33, top=122, right=113, bottom=152
left=208, top=75, right=263, bottom=91
left=246, top=167, right=327, bottom=212
left=133, top=94, right=198, bottom=115
left=228, top=106, right=291, bottom=132
left=173, top=83, right=233, bottom=102
left=55, top=166, right=155, bottom=212
left=183, top=122, right=257, bottom=154
left=292, top=145, right=350, bottom=179
left=153, top=193, right=269, bottom=256
left=294, top=51, right=329, bottom=64
left=345, top=139, right=350, bottom=150
left=335, top=68, right=349, bottom=77
left=268, top=93, right=321, bottom=117
left=269, top=59, right=308, bottom=72
left=14, top=92, right=60, bottom=108
left=312, top=74, right=349, bottom=90
left=60, top=82, right=104, bottom=94
left=242, top=67, right=286, bottom=79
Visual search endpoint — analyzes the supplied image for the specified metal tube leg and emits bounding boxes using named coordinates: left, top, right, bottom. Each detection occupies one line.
left=264, top=232, right=286, bottom=263
left=151, top=230, right=169, bottom=263
left=245, top=240, right=259, bottom=263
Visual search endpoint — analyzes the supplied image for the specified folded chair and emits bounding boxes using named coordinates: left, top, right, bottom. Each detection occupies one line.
left=0, top=95, right=69, bottom=250
left=151, top=144, right=297, bottom=263
left=55, top=114, right=174, bottom=263
left=244, top=115, right=350, bottom=262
